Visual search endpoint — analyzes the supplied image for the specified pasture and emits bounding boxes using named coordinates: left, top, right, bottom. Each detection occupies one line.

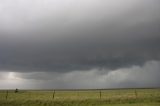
left=0, top=88, right=160, bottom=106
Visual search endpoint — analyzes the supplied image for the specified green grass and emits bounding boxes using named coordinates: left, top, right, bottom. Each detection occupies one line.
left=0, top=89, right=160, bottom=106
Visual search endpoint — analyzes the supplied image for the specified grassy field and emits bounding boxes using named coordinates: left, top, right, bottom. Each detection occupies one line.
left=0, top=88, right=160, bottom=106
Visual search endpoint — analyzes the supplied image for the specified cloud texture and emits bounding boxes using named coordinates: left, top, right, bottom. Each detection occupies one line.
left=0, top=0, right=160, bottom=89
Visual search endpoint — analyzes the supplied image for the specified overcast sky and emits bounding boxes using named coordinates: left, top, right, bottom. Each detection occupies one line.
left=0, top=0, right=160, bottom=89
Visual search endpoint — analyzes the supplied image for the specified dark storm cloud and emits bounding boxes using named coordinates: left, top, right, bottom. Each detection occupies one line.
left=1, top=60, right=160, bottom=89
left=0, top=0, right=160, bottom=73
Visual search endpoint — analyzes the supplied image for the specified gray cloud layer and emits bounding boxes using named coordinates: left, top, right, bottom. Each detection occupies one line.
left=1, top=60, right=160, bottom=89
left=0, top=0, right=160, bottom=88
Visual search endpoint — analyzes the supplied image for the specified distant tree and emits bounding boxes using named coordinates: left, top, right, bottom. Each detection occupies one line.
left=15, top=88, right=19, bottom=93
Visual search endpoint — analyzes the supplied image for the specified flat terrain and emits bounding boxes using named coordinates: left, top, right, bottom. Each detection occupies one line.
left=0, top=89, right=160, bottom=106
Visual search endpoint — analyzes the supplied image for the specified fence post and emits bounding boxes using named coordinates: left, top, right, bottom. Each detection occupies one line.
left=6, top=90, right=8, bottom=100
left=100, top=90, right=101, bottom=99
left=135, top=89, right=138, bottom=99
left=53, top=90, right=55, bottom=100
